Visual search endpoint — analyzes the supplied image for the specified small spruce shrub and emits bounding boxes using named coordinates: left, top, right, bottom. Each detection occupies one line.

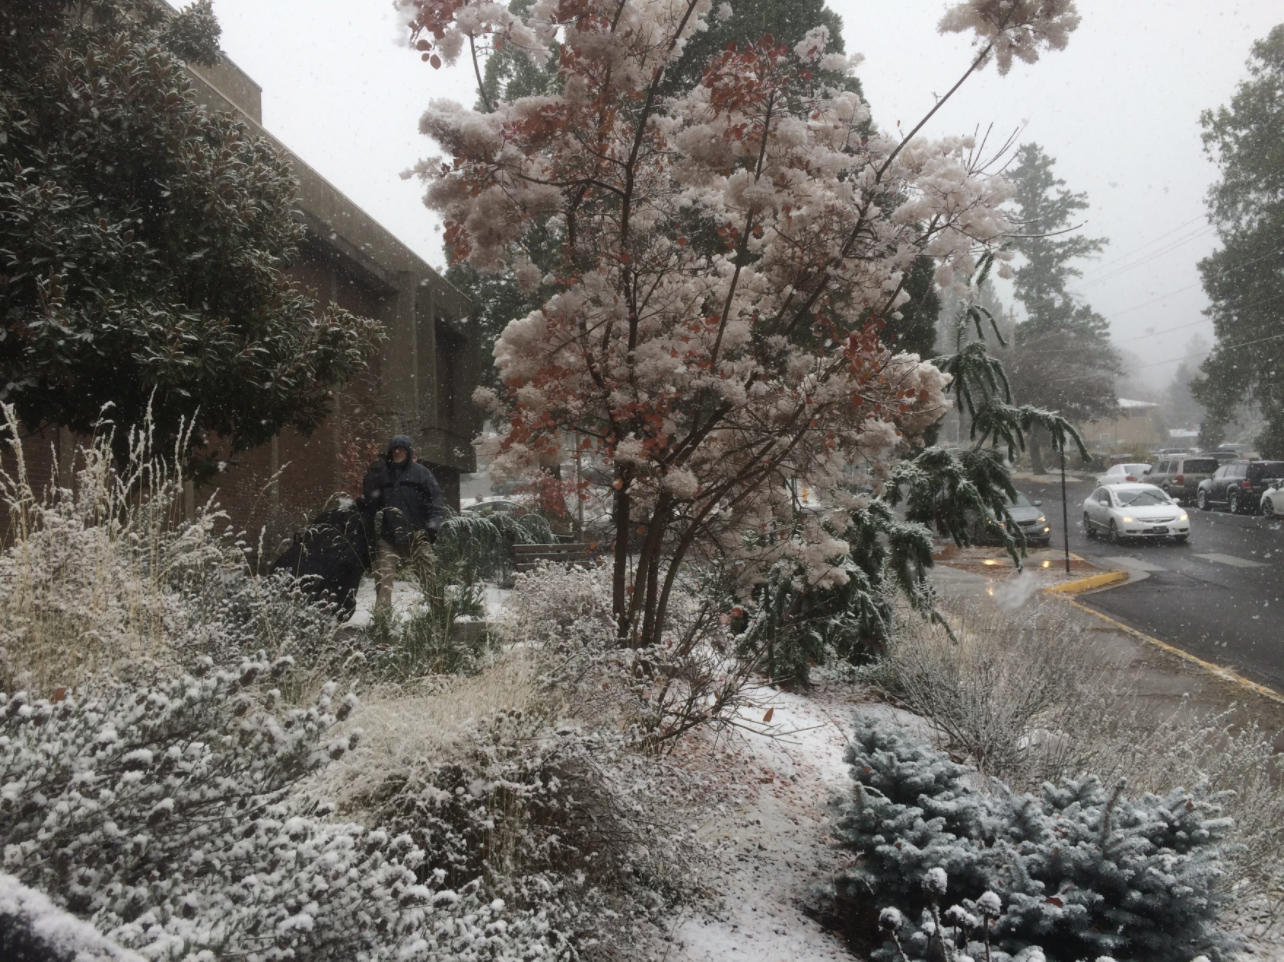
left=871, top=593, right=1284, bottom=923
left=829, top=714, right=1236, bottom=962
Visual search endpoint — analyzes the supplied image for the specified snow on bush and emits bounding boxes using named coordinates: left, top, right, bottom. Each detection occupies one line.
left=870, top=592, right=1284, bottom=921
left=830, top=714, right=1236, bottom=962
left=312, top=637, right=715, bottom=959
left=498, top=561, right=760, bottom=748
left=0, top=871, right=145, bottom=962
left=0, top=405, right=349, bottom=693
left=0, top=657, right=563, bottom=961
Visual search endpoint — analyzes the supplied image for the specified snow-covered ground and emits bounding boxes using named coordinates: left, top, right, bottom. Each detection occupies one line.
left=345, top=570, right=1284, bottom=961
left=657, top=677, right=877, bottom=961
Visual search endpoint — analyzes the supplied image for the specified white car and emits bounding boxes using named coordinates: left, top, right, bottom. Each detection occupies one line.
left=1262, top=483, right=1284, bottom=519
left=1095, top=462, right=1151, bottom=487
left=1082, top=483, right=1190, bottom=544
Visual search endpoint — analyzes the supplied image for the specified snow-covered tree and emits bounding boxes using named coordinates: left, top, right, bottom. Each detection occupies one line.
left=1194, top=25, right=1284, bottom=458
left=402, top=0, right=1079, bottom=645
left=833, top=715, right=1235, bottom=962
left=1001, top=142, right=1122, bottom=471
left=0, top=0, right=382, bottom=465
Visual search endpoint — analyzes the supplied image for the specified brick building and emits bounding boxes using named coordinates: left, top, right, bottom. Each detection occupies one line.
left=182, top=54, right=481, bottom=543
left=7, top=47, right=481, bottom=550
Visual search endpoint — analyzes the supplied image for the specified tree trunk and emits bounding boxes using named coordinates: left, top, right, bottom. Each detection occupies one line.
left=1029, top=428, right=1047, bottom=475
left=612, top=486, right=631, bottom=641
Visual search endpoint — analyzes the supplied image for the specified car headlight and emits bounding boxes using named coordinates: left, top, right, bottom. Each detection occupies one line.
left=1121, top=516, right=1133, bottom=523
left=1035, top=515, right=1047, bottom=525
left=1178, top=512, right=1189, bottom=521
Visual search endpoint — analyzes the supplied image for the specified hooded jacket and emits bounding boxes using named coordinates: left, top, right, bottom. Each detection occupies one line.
left=361, top=435, right=446, bottom=545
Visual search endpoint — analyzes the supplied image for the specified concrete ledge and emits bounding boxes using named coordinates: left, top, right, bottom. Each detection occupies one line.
left=1044, top=570, right=1129, bottom=595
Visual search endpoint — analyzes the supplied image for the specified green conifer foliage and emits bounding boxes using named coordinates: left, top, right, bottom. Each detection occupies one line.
left=830, top=715, right=1234, bottom=962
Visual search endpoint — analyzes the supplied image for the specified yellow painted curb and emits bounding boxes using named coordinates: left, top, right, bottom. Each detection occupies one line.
left=1057, top=596, right=1284, bottom=707
left=1043, top=570, right=1129, bottom=595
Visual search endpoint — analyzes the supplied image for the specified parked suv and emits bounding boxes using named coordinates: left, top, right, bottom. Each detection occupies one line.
left=1147, top=454, right=1219, bottom=505
left=1195, top=459, right=1284, bottom=514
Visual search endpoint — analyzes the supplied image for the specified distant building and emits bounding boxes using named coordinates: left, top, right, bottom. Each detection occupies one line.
left=1082, top=398, right=1162, bottom=453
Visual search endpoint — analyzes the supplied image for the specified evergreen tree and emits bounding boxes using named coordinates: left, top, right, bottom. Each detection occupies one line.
left=1003, top=143, right=1122, bottom=470
left=0, top=0, right=381, bottom=463
left=1193, top=25, right=1284, bottom=458
left=832, top=715, right=1235, bottom=962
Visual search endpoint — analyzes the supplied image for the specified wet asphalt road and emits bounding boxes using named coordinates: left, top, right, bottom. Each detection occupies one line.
left=1020, top=476, right=1284, bottom=693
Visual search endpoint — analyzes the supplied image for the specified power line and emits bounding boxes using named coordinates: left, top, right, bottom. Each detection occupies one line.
left=1084, top=223, right=1216, bottom=286
left=1130, top=328, right=1284, bottom=371
left=1113, top=316, right=1209, bottom=343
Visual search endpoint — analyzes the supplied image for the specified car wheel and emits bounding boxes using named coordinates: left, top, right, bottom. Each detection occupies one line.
left=1107, top=520, right=1121, bottom=544
left=1197, top=489, right=1209, bottom=511
left=1265, top=498, right=1277, bottom=520
left=1173, top=535, right=1189, bottom=545
left=1083, top=512, right=1095, bottom=539
left=1228, top=490, right=1242, bottom=515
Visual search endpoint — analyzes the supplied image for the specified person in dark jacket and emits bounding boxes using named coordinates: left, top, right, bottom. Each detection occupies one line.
left=362, top=434, right=446, bottom=609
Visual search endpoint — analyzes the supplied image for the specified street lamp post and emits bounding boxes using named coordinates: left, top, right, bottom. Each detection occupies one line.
left=1059, top=441, right=1071, bottom=574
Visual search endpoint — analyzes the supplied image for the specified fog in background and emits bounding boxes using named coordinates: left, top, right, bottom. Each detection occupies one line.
left=207, top=0, right=1281, bottom=394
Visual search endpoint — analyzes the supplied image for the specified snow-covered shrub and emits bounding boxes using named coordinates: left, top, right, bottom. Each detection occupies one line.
left=0, top=657, right=560, bottom=961
left=829, top=714, right=1236, bottom=962
left=0, top=405, right=350, bottom=692
left=873, top=592, right=1284, bottom=923
left=729, top=500, right=939, bottom=688
left=499, top=557, right=617, bottom=650
left=875, top=875, right=1059, bottom=962
left=432, top=507, right=554, bottom=587
left=0, top=871, right=144, bottom=962
left=314, top=647, right=710, bottom=961
left=499, top=561, right=758, bottom=748
left=865, top=593, right=1118, bottom=779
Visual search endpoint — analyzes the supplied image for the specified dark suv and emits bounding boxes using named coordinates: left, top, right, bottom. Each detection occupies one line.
left=1195, top=459, right=1284, bottom=514
left=1147, top=454, right=1219, bottom=505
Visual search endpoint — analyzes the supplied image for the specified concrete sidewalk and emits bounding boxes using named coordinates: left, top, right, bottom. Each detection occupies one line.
left=930, top=544, right=1284, bottom=737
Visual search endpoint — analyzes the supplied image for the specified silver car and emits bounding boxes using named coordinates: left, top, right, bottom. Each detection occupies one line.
left=1083, top=483, right=1190, bottom=544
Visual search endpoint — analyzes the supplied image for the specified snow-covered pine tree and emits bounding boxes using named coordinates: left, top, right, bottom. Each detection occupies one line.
left=830, top=714, right=1235, bottom=961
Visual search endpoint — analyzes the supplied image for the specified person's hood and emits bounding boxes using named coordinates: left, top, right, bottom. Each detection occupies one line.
left=385, top=435, right=414, bottom=460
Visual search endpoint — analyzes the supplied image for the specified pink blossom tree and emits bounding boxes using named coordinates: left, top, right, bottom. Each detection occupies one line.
left=401, top=0, right=1080, bottom=646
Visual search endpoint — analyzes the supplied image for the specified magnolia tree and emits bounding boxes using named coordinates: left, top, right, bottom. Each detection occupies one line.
left=401, top=0, right=1079, bottom=645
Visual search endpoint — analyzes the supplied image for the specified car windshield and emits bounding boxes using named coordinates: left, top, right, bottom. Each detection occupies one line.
left=1010, top=492, right=1034, bottom=507
left=1116, top=488, right=1170, bottom=507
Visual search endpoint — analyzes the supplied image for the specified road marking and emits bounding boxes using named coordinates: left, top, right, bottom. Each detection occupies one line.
left=1191, top=552, right=1267, bottom=568
left=1056, top=597, right=1284, bottom=705
left=1099, top=555, right=1167, bottom=572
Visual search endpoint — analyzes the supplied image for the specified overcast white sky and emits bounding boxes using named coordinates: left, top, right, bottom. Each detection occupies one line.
left=207, top=0, right=1281, bottom=391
